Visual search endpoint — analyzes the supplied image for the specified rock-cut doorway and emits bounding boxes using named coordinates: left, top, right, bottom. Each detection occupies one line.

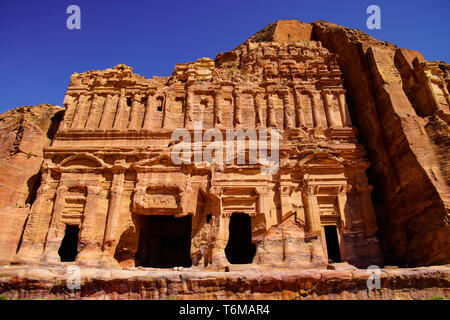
left=324, top=225, right=341, bottom=263
left=225, top=212, right=256, bottom=264
left=135, top=215, right=192, bottom=268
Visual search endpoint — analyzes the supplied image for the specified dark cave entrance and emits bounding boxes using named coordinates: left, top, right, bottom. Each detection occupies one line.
left=225, top=213, right=256, bottom=264
left=324, top=225, right=341, bottom=263
left=58, top=224, right=79, bottom=262
left=135, top=215, right=192, bottom=268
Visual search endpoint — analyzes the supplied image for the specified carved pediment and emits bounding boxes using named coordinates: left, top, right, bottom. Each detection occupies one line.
left=299, top=153, right=343, bottom=167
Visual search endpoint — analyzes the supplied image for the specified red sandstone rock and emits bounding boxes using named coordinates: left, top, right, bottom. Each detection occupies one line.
left=0, top=104, right=64, bottom=265
left=312, top=20, right=450, bottom=267
left=0, top=104, right=63, bottom=210
left=0, top=265, right=448, bottom=300
left=242, top=20, right=313, bottom=43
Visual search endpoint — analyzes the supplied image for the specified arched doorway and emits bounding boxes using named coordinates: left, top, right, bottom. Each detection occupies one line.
left=225, top=213, right=256, bottom=264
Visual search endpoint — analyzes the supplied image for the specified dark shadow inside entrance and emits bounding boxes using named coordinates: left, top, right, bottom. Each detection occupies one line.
left=225, top=213, right=256, bottom=264
left=324, top=225, right=341, bottom=263
left=135, top=215, right=192, bottom=268
left=58, top=224, right=79, bottom=262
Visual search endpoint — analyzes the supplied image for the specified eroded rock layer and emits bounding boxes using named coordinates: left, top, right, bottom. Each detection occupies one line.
left=0, top=265, right=448, bottom=300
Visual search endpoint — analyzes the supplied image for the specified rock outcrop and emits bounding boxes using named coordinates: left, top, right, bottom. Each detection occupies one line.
left=312, top=21, right=450, bottom=267
left=0, top=104, right=64, bottom=209
left=0, top=105, right=64, bottom=264
left=0, top=265, right=448, bottom=300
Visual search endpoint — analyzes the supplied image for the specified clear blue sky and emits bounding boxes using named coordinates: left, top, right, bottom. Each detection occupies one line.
left=1, top=0, right=449, bottom=113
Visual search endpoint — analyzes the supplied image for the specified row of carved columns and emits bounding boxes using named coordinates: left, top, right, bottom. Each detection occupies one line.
left=184, top=87, right=352, bottom=129
left=62, top=86, right=352, bottom=131
left=14, top=164, right=129, bottom=266
left=62, top=91, right=167, bottom=130
left=184, top=86, right=353, bottom=129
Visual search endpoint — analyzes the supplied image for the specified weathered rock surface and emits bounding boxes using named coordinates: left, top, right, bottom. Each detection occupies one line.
left=0, top=104, right=63, bottom=209
left=0, top=105, right=64, bottom=264
left=0, top=265, right=448, bottom=300
left=243, top=19, right=313, bottom=43
left=312, top=21, right=450, bottom=267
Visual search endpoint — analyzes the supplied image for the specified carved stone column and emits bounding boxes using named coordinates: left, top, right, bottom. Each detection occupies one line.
left=233, top=89, right=243, bottom=127
left=71, top=94, right=87, bottom=129
left=209, top=186, right=223, bottom=217
left=279, top=183, right=294, bottom=220
left=143, top=94, right=155, bottom=129
left=128, top=93, right=141, bottom=130
left=213, top=214, right=230, bottom=267
left=267, top=92, right=277, bottom=128
left=294, top=90, right=305, bottom=127
left=77, top=184, right=103, bottom=266
left=303, top=185, right=321, bottom=234
left=113, top=91, right=126, bottom=129
left=323, top=90, right=339, bottom=128
left=102, top=167, right=125, bottom=265
left=208, top=186, right=229, bottom=267
left=213, top=91, right=223, bottom=127
left=184, top=89, right=194, bottom=129
left=338, top=90, right=352, bottom=127
left=308, top=92, right=322, bottom=128
left=255, top=186, right=269, bottom=216
left=253, top=92, right=263, bottom=127
left=99, top=94, right=114, bottom=129
left=85, top=94, right=102, bottom=129
left=282, top=91, right=295, bottom=128
left=161, top=94, right=169, bottom=129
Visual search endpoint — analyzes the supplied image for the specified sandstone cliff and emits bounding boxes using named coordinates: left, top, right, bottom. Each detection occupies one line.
left=311, top=21, right=450, bottom=267
left=0, top=105, right=64, bottom=264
